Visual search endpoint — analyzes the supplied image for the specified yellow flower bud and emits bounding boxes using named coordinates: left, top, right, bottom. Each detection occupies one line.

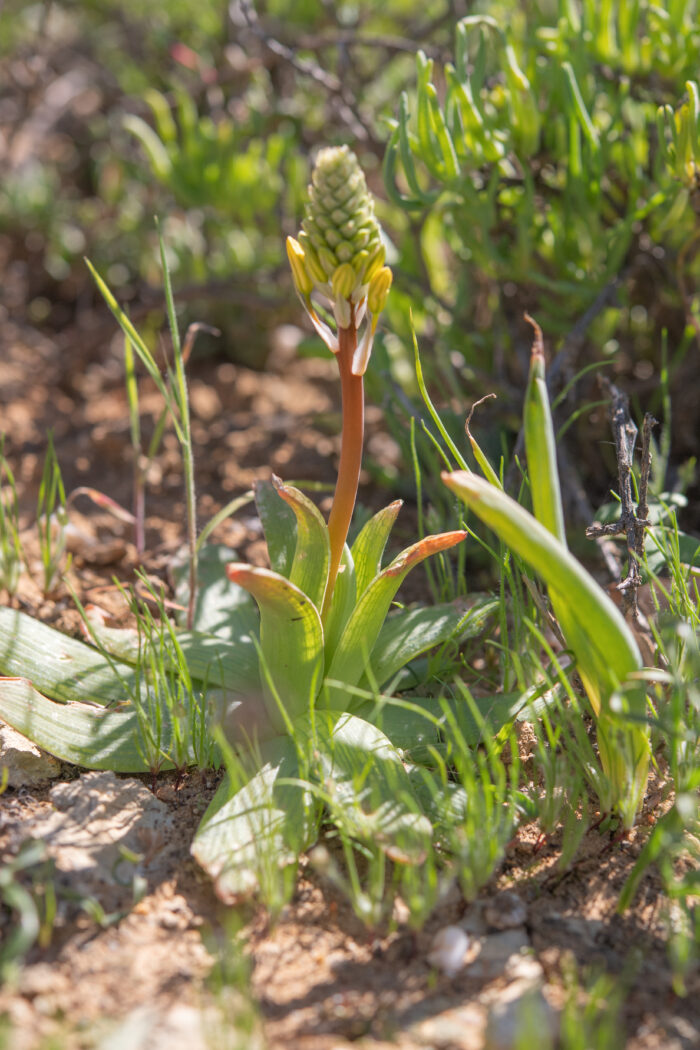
left=286, top=237, right=313, bottom=297
left=298, top=234, right=328, bottom=285
left=361, top=243, right=386, bottom=283
left=367, top=266, right=393, bottom=315
left=331, top=262, right=357, bottom=300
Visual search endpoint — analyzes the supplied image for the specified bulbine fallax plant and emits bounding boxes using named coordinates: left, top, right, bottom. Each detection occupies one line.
left=0, top=147, right=495, bottom=906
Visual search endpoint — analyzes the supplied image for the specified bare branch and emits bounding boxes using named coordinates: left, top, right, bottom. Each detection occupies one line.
left=585, top=378, right=656, bottom=620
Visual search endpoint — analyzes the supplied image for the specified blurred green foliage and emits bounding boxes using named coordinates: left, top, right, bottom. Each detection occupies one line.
left=1, top=0, right=700, bottom=494
left=0, top=0, right=448, bottom=352
left=384, top=2, right=700, bottom=358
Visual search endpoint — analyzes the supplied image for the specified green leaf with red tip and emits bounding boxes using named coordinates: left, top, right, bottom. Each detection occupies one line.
left=272, top=477, right=330, bottom=610
left=226, top=564, right=323, bottom=731
left=325, top=531, right=467, bottom=706
left=351, top=500, right=402, bottom=598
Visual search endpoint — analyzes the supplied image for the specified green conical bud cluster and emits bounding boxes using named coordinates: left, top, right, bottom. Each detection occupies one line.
left=302, top=144, right=386, bottom=287
left=300, top=146, right=385, bottom=294
left=287, top=145, right=392, bottom=373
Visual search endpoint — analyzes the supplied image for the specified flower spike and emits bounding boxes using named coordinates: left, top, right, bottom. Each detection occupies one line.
left=288, top=145, right=392, bottom=363
left=287, top=146, right=392, bottom=616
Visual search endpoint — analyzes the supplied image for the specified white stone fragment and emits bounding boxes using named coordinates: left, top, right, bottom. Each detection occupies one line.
left=0, top=721, right=61, bottom=786
left=427, top=925, right=470, bottom=977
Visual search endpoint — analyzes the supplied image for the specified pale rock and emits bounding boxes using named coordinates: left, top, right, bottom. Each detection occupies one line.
left=0, top=721, right=61, bottom=786
left=467, top=929, right=531, bottom=980
left=483, top=891, right=527, bottom=931
left=409, top=1001, right=487, bottom=1049
left=427, top=925, right=471, bottom=977
left=23, top=771, right=178, bottom=910
left=484, top=980, right=555, bottom=1050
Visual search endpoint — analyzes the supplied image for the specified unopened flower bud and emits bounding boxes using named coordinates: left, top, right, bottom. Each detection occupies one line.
left=332, top=262, right=357, bottom=300
left=298, top=233, right=328, bottom=285
left=286, top=237, right=313, bottom=297
left=368, top=266, right=393, bottom=316
left=360, top=243, right=386, bottom=283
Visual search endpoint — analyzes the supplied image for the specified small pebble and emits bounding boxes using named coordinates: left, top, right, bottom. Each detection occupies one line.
left=426, top=925, right=470, bottom=977
left=483, top=890, right=527, bottom=930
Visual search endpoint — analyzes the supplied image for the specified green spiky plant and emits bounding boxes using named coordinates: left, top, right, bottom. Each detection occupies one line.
left=0, top=147, right=498, bottom=902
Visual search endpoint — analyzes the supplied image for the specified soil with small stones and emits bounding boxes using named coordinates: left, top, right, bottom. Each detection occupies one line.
left=1, top=318, right=699, bottom=1050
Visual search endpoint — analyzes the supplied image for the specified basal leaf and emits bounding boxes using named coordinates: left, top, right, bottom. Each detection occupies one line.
left=314, top=713, right=432, bottom=864
left=325, top=531, right=467, bottom=706
left=443, top=470, right=649, bottom=827
left=226, top=565, right=323, bottom=730
left=254, top=478, right=296, bottom=577
left=352, top=690, right=530, bottom=762
left=176, top=632, right=258, bottom=691
left=81, top=615, right=260, bottom=698
left=364, top=595, right=497, bottom=690
left=322, top=544, right=356, bottom=669
left=0, top=678, right=155, bottom=772
left=0, top=608, right=138, bottom=707
left=191, top=736, right=318, bottom=903
left=171, top=543, right=258, bottom=643
left=273, top=477, right=330, bottom=610
left=350, top=500, right=402, bottom=598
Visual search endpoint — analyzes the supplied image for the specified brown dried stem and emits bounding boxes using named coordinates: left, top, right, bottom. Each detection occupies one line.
left=585, top=377, right=657, bottom=620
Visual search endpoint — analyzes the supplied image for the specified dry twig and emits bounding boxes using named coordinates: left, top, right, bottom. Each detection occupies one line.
left=585, top=377, right=657, bottom=620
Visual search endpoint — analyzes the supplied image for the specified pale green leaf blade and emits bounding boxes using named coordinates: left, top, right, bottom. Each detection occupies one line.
left=0, top=607, right=138, bottom=707
left=0, top=678, right=155, bottom=772
left=171, top=543, right=258, bottom=643
left=366, top=596, right=497, bottom=689
left=524, top=319, right=567, bottom=544
left=170, top=632, right=260, bottom=693
left=273, top=477, right=330, bottom=610
left=352, top=691, right=531, bottom=762
left=322, top=543, right=356, bottom=668
left=254, top=479, right=296, bottom=577
left=442, top=472, right=642, bottom=697
left=316, top=713, right=432, bottom=864
left=78, top=611, right=260, bottom=697
left=191, top=737, right=317, bottom=903
left=226, top=564, right=323, bottom=729
left=350, top=500, right=402, bottom=598
left=122, top=113, right=172, bottom=179
left=326, top=531, right=467, bottom=704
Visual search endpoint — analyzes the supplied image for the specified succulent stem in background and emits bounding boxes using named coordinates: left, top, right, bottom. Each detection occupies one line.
left=287, top=146, right=392, bottom=616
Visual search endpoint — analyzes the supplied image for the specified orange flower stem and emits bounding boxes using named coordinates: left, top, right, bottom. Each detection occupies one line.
left=322, top=320, right=364, bottom=622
